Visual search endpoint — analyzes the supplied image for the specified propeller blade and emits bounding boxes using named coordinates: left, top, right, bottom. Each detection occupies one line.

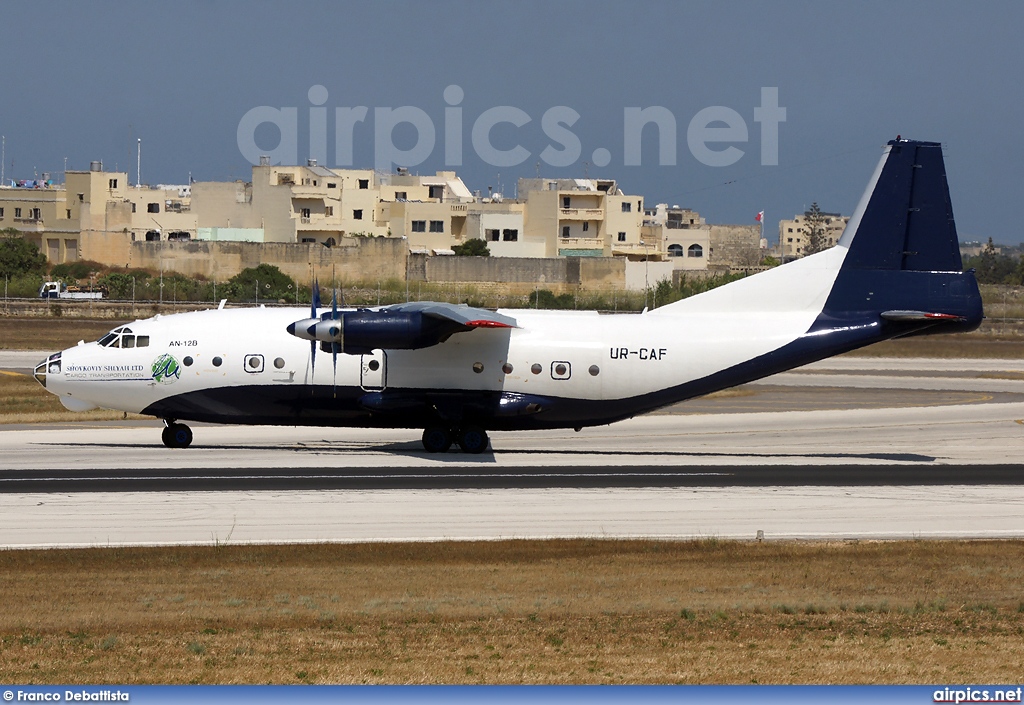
left=310, top=279, right=321, bottom=390
left=310, top=339, right=317, bottom=379
left=331, top=290, right=338, bottom=396
left=311, top=278, right=321, bottom=317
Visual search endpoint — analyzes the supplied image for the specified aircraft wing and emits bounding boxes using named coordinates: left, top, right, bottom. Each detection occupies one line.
left=287, top=301, right=517, bottom=354
left=381, top=301, right=518, bottom=330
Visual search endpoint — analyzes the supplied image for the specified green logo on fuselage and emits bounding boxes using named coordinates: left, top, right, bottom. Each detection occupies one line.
left=152, top=353, right=181, bottom=384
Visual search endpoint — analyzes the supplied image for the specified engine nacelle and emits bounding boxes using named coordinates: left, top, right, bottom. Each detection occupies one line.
left=287, top=310, right=465, bottom=354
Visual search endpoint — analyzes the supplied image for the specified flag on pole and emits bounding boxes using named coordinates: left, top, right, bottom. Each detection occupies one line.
left=755, top=210, right=764, bottom=223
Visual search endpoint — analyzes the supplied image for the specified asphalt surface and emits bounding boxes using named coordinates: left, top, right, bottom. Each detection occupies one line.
left=1, top=354, right=1023, bottom=545
left=1, top=463, right=1022, bottom=493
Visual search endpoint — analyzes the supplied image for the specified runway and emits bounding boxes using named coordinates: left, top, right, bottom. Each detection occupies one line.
left=1, top=354, right=1023, bottom=547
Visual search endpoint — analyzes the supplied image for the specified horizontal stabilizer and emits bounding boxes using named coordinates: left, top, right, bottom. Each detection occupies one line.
left=881, top=310, right=966, bottom=322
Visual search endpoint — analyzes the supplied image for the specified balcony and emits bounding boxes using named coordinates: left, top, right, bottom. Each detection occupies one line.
left=290, top=184, right=326, bottom=199
left=559, top=208, right=604, bottom=220
left=557, top=237, right=604, bottom=249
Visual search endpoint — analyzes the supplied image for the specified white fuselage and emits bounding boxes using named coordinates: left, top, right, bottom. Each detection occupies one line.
left=42, top=246, right=848, bottom=426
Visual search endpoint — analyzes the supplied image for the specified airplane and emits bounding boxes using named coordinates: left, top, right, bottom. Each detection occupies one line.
left=33, top=138, right=983, bottom=453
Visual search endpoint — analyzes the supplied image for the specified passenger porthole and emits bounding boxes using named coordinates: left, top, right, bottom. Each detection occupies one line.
left=531, top=363, right=542, bottom=375
left=502, top=363, right=513, bottom=374
left=551, top=361, right=571, bottom=380
left=212, top=356, right=223, bottom=367
left=274, top=357, right=285, bottom=369
left=472, top=362, right=484, bottom=374
left=589, top=365, right=600, bottom=376
left=183, top=356, right=194, bottom=367
left=244, top=354, right=265, bottom=373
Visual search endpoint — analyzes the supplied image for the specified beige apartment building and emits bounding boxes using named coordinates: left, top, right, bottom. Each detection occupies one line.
left=515, top=178, right=648, bottom=259
left=3, top=158, right=759, bottom=276
left=779, top=210, right=849, bottom=259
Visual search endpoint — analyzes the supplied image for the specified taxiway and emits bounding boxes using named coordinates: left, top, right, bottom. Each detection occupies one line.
left=0, top=355, right=1022, bottom=547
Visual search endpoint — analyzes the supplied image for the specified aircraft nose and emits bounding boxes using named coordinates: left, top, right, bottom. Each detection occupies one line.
left=33, top=352, right=62, bottom=388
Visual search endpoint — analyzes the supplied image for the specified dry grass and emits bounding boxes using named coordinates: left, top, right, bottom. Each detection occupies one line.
left=0, top=539, right=1022, bottom=684
left=0, top=370, right=146, bottom=424
left=0, top=317, right=116, bottom=351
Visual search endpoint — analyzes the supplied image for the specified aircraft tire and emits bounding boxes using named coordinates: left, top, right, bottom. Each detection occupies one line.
left=163, top=422, right=193, bottom=449
left=456, top=426, right=489, bottom=454
left=421, top=427, right=453, bottom=453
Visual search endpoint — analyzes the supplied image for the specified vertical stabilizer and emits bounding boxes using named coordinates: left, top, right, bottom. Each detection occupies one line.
left=839, top=139, right=963, bottom=272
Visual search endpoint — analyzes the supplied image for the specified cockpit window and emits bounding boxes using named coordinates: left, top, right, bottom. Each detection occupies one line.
left=98, top=326, right=147, bottom=348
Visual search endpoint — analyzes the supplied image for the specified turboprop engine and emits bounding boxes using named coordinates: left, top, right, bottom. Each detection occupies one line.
left=286, top=302, right=516, bottom=355
left=286, top=309, right=472, bottom=355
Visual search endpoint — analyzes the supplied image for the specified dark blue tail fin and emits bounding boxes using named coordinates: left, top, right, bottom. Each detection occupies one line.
left=820, top=138, right=982, bottom=338
left=840, top=139, right=964, bottom=272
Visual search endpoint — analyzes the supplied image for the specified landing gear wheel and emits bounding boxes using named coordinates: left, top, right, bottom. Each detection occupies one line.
left=162, top=422, right=193, bottom=449
left=421, top=427, right=453, bottom=453
left=456, top=426, right=490, bottom=454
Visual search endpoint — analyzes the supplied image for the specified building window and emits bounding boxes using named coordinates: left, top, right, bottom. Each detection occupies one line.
left=131, top=203, right=136, bottom=213
left=395, top=191, right=407, bottom=201
left=502, top=229, right=518, bottom=242
left=787, top=227, right=793, bottom=233
left=66, top=209, right=71, bottom=219
left=561, top=225, right=570, bottom=238
left=327, top=182, right=337, bottom=189
left=358, top=179, right=369, bottom=189
left=325, top=206, right=334, bottom=216
left=15, top=208, right=22, bottom=218
left=77, top=193, right=84, bottom=202
left=109, top=178, right=118, bottom=189
left=667, top=244, right=683, bottom=257
left=488, top=229, right=500, bottom=241
left=301, top=237, right=316, bottom=243
left=0, top=208, right=4, bottom=218
left=621, top=202, right=631, bottom=213
left=687, top=243, right=703, bottom=258
left=429, top=220, right=444, bottom=233
left=411, top=220, right=426, bottom=232
left=429, top=185, right=443, bottom=200
left=32, top=208, right=40, bottom=220
left=787, top=238, right=793, bottom=243
left=147, top=203, right=159, bottom=213
left=353, top=209, right=362, bottom=220
left=617, top=232, right=626, bottom=242
left=562, top=196, right=570, bottom=209
left=582, top=222, right=589, bottom=232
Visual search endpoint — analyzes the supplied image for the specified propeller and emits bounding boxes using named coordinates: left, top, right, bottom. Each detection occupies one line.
left=310, top=279, right=321, bottom=380
left=331, top=288, right=339, bottom=396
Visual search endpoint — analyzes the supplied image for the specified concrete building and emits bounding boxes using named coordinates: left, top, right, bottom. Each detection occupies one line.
left=516, top=178, right=648, bottom=259
left=779, top=210, right=849, bottom=259
left=3, top=157, right=763, bottom=278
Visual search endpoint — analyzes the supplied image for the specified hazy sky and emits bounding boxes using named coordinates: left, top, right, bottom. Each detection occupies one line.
left=2, top=1, right=1021, bottom=243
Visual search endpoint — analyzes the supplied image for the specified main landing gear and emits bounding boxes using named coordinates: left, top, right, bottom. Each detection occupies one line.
left=161, top=420, right=193, bottom=449
left=421, top=426, right=490, bottom=454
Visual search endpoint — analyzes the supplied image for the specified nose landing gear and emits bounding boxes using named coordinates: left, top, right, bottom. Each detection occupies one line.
left=421, top=426, right=490, bottom=454
left=161, top=421, right=193, bottom=448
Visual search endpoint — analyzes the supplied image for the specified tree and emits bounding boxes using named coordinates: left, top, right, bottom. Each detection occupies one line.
left=0, top=236, right=47, bottom=279
left=802, top=202, right=828, bottom=255
left=452, top=238, right=490, bottom=257
left=227, top=264, right=296, bottom=302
